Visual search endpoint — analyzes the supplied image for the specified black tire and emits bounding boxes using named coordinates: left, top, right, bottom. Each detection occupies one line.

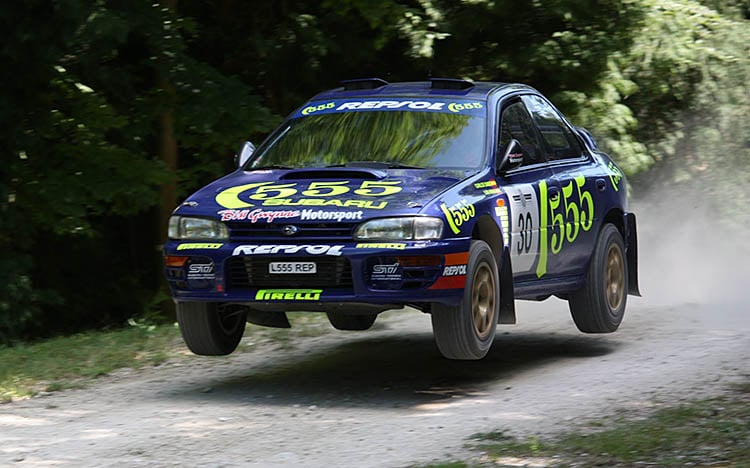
left=431, top=240, right=499, bottom=360
left=569, top=223, right=628, bottom=333
left=326, top=312, right=377, bottom=331
left=176, top=302, right=247, bottom=355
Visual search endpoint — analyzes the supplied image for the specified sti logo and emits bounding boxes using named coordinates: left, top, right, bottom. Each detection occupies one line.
left=186, top=262, right=215, bottom=281
left=188, top=264, right=214, bottom=274
left=373, top=263, right=399, bottom=275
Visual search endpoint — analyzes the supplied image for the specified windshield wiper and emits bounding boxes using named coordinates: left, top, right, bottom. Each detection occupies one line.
left=383, top=161, right=424, bottom=169
left=326, top=161, right=424, bottom=170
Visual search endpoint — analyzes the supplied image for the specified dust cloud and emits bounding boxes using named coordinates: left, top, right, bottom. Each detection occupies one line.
left=630, top=185, right=749, bottom=308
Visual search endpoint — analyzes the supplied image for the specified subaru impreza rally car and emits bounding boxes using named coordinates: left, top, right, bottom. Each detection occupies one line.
left=164, top=78, right=639, bottom=360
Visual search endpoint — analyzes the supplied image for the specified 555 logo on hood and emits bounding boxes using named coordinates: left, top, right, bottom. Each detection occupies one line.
left=216, top=181, right=403, bottom=209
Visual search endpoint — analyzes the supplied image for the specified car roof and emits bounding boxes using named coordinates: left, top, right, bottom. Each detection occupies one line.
left=309, top=79, right=537, bottom=102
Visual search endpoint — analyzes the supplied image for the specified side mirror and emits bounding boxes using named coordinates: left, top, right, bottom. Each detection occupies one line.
left=496, top=139, right=525, bottom=173
left=235, top=141, right=256, bottom=168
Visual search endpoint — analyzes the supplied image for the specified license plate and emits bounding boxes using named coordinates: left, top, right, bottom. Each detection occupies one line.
left=268, top=262, right=317, bottom=274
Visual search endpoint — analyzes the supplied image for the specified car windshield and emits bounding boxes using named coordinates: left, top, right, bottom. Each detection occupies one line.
left=248, top=99, right=487, bottom=170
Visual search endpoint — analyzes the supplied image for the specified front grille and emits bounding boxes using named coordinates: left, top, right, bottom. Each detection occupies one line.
left=227, top=256, right=353, bottom=289
left=227, top=222, right=356, bottom=241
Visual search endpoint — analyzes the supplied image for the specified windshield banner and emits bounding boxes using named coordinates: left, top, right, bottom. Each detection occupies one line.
left=292, top=99, right=486, bottom=119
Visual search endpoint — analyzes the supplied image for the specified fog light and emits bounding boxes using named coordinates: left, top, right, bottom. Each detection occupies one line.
left=165, top=255, right=189, bottom=267
left=396, top=256, right=442, bottom=267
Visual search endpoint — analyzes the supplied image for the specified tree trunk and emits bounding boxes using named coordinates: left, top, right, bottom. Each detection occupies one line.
left=158, top=0, right=178, bottom=319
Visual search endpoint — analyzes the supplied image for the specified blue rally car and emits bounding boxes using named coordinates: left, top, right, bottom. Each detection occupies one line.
left=164, top=78, right=640, bottom=360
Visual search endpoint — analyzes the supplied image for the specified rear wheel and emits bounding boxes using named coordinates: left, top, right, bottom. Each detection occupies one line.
left=326, top=312, right=377, bottom=331
left=431, top=240, right=499, bottom=360
left=176, top=302, right=247, bottom=355
left=569, top=223, right=628, bottom=333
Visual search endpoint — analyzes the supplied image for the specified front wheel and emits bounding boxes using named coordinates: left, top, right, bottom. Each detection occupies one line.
left=431, top=240, right=499, bottom=360
left=176, top=302, right=247, bottom=355
left=568, top=223, right=628, bottom=333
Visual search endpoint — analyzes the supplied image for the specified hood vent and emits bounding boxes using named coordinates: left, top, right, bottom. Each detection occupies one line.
left=279, top=168, right=386, bottom=180
left=430, top=77, right=474, bottom=90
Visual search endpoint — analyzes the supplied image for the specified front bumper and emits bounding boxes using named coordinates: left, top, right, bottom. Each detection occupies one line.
left=164, top=239, right=472, bottom=306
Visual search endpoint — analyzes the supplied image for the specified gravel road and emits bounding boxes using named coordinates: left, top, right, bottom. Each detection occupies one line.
left=2, top=203, right=749, bottom=467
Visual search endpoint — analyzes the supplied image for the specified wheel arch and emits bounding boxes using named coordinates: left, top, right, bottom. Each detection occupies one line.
left=471, top=215, right=516, bottom=324
left=602, top=208, right=640, bottom=296
left=603, top=207, right=625, bottom=237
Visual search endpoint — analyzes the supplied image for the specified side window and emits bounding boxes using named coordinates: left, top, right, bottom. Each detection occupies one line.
left=498, top=101, right=545, bottom=167
left=521, top=95, right=583, bottom=161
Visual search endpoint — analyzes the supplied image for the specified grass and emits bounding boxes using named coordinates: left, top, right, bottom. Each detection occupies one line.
left=0, top=323, right=184, bottom=403
left=458, top=381, right=750, bottom=467
left=0, top=311, right=338, bottom=403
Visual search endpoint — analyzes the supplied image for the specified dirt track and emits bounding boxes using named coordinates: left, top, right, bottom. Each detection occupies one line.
left=2, top=205, right=749, bottom=467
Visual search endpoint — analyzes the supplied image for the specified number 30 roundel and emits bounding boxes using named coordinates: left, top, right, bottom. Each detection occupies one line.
left=505, top=184, right=540, bottom=274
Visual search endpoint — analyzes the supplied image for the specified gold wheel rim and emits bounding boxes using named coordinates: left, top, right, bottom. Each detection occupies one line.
left=472, top=263, right=496, bottom=339
left=605, top=244, right=625, bottom=311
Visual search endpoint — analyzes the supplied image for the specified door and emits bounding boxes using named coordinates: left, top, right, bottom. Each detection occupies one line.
left=520, top=95, right=598, bottom=278
left=496, top=99, right=557, bottom=282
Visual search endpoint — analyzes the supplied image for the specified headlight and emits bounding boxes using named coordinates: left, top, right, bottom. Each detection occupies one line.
left=353, top=217, right=443, bottom=241
left=168, top=216, right=229, bottom=240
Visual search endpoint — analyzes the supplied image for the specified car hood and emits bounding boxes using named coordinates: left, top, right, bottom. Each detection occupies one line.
left=174, top=167, right=473, bottom=221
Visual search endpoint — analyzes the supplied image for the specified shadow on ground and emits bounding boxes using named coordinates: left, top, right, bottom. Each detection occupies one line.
left=164, top=331, right=619, bottom=409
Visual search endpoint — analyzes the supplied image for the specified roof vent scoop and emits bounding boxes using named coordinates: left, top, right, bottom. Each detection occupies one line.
left=340, top=78, right=389, bottom=91
left=430, top=77, right=475, bottom=90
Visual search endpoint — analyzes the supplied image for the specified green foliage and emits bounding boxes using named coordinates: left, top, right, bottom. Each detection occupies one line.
left=621, top=1, right=750, bottom=226
left=0, top=1, right=276, bottom=343
left=0, top=256, right=60, bottom=345
left=470, top=389, right=750, bottom=466
left=429, top=0, right=645, bottom=90
left=15, top=65, right=168, bottom=235
left=173, top=55, right=278, bottom=189
left=544, top=0, right=750, bottom=184
left=558, top=64, right=652, bottom=176
left=178, top=0, right=459, bottom=114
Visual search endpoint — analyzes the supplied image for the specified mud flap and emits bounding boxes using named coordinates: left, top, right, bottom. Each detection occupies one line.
left=498, top=247, right=516, bottom=324
left=625, top=212, right=641, bottom=296
left=246, top=310, right=291, bottom=328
